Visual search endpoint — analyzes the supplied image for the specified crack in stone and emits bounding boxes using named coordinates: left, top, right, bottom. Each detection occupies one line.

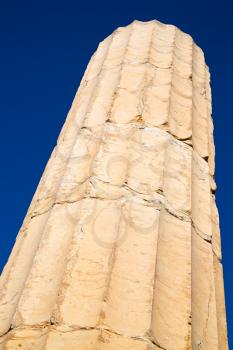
left=212, top=249, right=222, bottom=264
left=191, top=221, right=212, bottom=243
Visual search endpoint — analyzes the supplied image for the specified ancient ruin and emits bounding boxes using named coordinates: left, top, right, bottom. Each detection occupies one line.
left=0, top=20, right=228, bottom=349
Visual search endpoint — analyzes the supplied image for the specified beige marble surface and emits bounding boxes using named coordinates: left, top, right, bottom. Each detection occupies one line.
left=0, top=20, right=228, bottom=349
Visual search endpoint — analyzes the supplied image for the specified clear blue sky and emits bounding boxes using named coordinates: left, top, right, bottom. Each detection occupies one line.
left=0, top=0, right=232, bottom=346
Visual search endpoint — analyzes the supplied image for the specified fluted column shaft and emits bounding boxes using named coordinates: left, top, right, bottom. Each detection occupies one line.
left=0, top=20, right=228, bottom=350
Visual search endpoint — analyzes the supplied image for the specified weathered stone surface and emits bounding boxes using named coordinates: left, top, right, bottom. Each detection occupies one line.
left=0, top=20, right=228, bottom=349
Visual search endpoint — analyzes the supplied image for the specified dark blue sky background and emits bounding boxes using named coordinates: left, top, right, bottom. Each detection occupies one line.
left=0, top=0, right=232, bottom=346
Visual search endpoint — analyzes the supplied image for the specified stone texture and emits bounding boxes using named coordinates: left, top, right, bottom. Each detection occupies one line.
left=0, top=20, right=228, bottom=349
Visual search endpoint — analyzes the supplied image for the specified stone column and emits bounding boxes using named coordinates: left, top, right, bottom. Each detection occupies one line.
left=0, top=20, right=228, bottom=350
